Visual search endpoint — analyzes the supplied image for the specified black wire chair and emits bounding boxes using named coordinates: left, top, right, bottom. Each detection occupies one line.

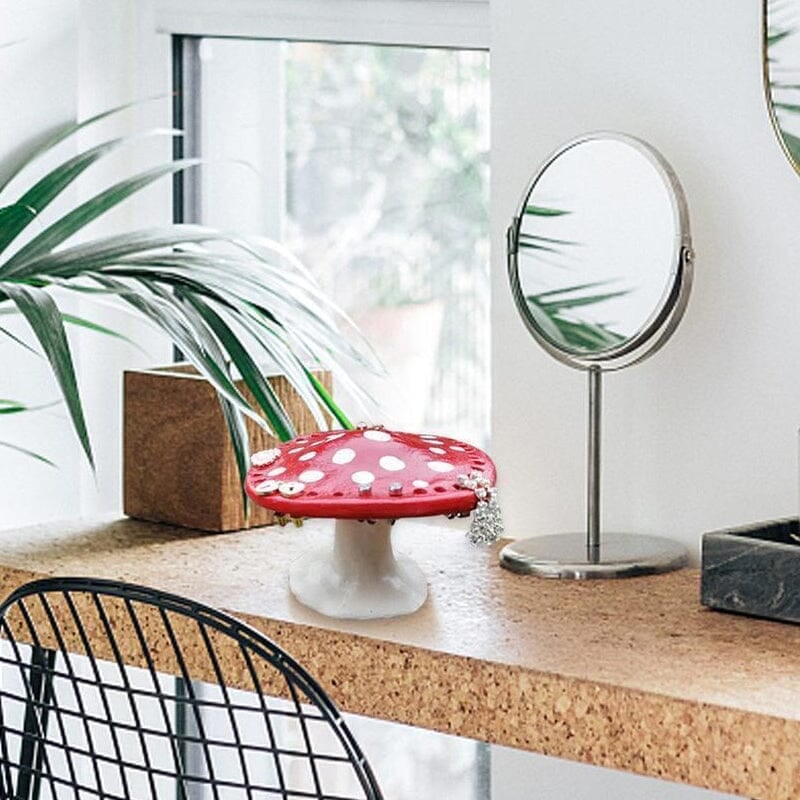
left=0, top=576, right=384, bottom=800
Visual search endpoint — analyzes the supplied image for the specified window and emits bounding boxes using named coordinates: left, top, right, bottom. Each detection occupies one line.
left=171, top=17, right=491, bottom=797
left=175, top=35, right=490, bottom=445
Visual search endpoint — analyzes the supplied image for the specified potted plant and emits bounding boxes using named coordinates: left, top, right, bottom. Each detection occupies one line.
left=0, top=104, right=378, bottom=491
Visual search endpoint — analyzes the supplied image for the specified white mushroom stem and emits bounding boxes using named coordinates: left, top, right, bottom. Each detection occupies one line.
left=332, top=519, right=397, bottom=578
left=288, top=518, right=428, bottom=620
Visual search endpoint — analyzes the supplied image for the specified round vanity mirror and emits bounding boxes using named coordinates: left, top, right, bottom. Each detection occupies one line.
left=509, top=133, right=691, bottom=370
left=764, top=0, right=800, bottom=174
left=501, top=132, right=693, bottom=579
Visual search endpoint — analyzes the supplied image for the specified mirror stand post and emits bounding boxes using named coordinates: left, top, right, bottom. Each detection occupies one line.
left=498, top=367, right=689, bottom=579
left=587, top=366, right=602, bottom=561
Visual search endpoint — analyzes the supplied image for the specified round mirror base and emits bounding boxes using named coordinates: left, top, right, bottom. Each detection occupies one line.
left=499, top=532, right=688, bottom=579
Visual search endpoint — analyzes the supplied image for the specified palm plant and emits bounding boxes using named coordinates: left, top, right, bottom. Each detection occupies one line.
left=0, top=105, right=379, bottom=482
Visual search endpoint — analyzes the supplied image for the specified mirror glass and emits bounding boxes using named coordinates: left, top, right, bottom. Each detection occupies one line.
left=512, top=135, right=683, bottom=365
left=765, top=0, right=800, bottom=172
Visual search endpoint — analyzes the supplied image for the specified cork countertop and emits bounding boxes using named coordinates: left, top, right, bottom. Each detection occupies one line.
left=0, top=516, right=797, bottom=799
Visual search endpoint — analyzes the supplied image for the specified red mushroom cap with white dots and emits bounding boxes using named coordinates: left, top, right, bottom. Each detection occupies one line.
left=245, top=427, right=497, bottom=519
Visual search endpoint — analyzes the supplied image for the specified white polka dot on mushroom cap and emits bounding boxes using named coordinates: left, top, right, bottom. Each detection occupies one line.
left=363, top=429, right=392, bottom=442
left=379, top=455, right=405, bottom=471
left=299, top=469, right=324, bottom=483
left=332, top=448, right=356, bottom=465
left=412, top=479, right=429, bottom=488
left=429, top=447, right=446, bottom=455
left=326, top=432, right=346, bottom=441
left=298, top=451, right=316, bottom=461
left=266, top=467, right=286, bottom=477
left=250, top=449, right=280, bottom=466
left=288, top=447, right=304, bottom=454
left=351, top=470, right=375, bottom=484
left=450, top=445, right=466, bottom=452
left=427, top=461, right=454, bottom=473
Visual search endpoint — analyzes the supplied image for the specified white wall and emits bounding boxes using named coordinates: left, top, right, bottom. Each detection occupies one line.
left=0, top=0, right=172, bottom=529
left=491, top=747, right=738, bottom=800
left=0, top=0, right=84, bottom=527
left=491, top=0, right=800, bottom=560
left=73, top=0, right=173, bottom=518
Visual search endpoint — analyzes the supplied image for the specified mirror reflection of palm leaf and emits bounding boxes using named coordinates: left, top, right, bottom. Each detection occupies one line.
left=767, top=0, right=800, bottom=164
left=518, top=204, right=574, bottom=254
left=518, top=204, right=628, bottom=351
left=525, top=283, right=628, bottom=351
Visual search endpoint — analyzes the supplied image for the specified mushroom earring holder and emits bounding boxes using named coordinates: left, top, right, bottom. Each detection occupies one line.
left=245, top=426, right=500, bottom=619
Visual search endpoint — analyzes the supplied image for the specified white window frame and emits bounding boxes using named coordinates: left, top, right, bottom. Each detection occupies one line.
left=162, top=0, right=493, bottom=435
left=150, top=2, right=494, bottom=792
left=153, top=0, right=489, bottom=49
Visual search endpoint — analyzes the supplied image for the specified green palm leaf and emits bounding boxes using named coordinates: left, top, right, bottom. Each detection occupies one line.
left=518, top=201, right=629, bottom=352
left=179, top=291, right=296, bottom=441
left=0, top=441, right=55, bottom=466
left=0, top=99, right=159, bottom=194
left=0, top=108, right=381, bottom=484
left=0, top=282, right=92, bottom=467
left=0, top=204, right=36, bottom=249
left=0, top=129, right=179, bottom=256
left=94, top=274, right=263, bottom=425
left=60, top=313, right=143, bottom=351
left=1, top=159, right=200, bottom=275
left=164, top=287, right=256, bottom=498
left=519, top=204, right=578, bottom=254
left=0, top=323, right=40, bottom=355
left=0, top=399, right=58, bottom=415
left=303, top=367, right=353, bottom=430
left=0, top=399, right=28, bottom=415
left=779, top=128, right=800, bottom=165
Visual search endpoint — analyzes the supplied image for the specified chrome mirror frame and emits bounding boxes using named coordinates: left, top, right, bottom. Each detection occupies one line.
left=506, top=131, right=694, bottom=372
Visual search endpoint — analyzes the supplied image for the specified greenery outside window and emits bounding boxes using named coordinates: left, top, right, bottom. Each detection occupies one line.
left=176, top=37, right=490, bottom=446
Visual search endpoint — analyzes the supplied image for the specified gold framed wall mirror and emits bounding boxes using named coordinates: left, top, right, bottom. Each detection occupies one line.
left=765, top=0, right=800, bottom=173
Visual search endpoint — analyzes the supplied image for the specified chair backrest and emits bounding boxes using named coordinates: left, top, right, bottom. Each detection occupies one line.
left=0, top=576, right=383, bottom=800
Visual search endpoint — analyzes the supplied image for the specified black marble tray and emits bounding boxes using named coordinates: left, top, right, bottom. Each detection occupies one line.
left=701, top=517, right=800, bottom=624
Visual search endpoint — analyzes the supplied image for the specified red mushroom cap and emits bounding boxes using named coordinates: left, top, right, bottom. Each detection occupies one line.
left=245, top=427, right=497, bottom=519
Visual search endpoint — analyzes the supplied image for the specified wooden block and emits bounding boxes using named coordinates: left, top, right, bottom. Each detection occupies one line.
left=123, top=364, right=332, bottom=532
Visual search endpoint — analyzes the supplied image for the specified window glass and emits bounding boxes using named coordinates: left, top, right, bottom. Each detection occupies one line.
left=193, top=38, right=490, bottom=445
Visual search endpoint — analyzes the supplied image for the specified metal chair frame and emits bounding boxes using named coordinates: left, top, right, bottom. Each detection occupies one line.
left=0, top=576, right=383, bottom=800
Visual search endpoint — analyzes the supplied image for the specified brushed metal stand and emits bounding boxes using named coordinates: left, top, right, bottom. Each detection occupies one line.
left=499, top=369, right=688, bottom=579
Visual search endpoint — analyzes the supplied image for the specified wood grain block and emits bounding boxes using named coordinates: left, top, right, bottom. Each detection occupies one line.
left=123, top=364, right=331, bottom=532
